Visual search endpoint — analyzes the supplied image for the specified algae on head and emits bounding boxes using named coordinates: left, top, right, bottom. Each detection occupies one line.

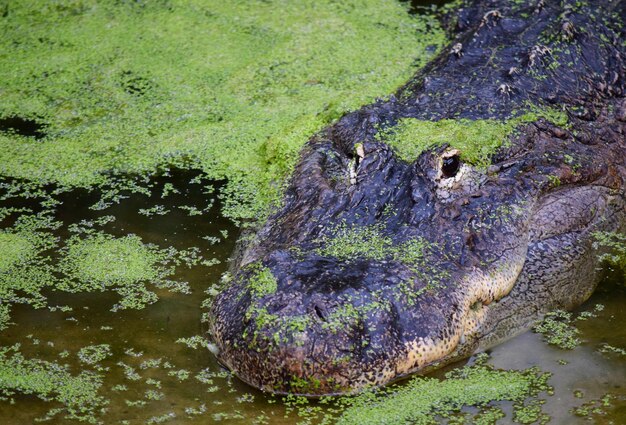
left=246, top=264, right=278, bottom=299
left=316, top=223, right=393, bottom=261
left=379, top=108, right=568, bottom=167
left=316, top=223, right=450, bottom=301
left=0, top=0, right=447, bottom=222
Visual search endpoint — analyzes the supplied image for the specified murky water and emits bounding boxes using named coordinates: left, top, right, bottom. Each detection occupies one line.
left=0, top=170, right=625, bottom=424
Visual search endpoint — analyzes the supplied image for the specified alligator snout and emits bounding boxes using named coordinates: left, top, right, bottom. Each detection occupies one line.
left=209, top=242, right=481, bottom=395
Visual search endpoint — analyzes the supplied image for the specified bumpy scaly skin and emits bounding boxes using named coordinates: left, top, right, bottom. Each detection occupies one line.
left=209, top=0, right=626, bottom=395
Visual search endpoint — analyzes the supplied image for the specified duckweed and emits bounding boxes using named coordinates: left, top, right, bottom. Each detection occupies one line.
left=58, top=232, right=188, bottom=311
left=0, top=214, right=59, bottom=329
left=247, top=265, right=279, bottom=298
left=0, top=0, right=446, bottom=222
left=573, top=394, right=620, bottom=419
left=78, top=344, right=113, bottom=366
left=593, top=231, right=626, bottom=278
left=0, top=345, right=106, bottom=423
left=317, top=223, right=437, bottom=266
left=533, top=310, right=580, bottom=350
left=316, top=223, right=449, bottom=302
left=336, top=360, right=551, bottom=425
left=316, top=223, right=393, bottom=261
left=379, top=109, right=568, bottom=166
left=0, top=233, right=33, bottom=271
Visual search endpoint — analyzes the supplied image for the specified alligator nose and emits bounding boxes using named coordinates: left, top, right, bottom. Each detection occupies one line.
left=312, top=302, right=329, bottom=322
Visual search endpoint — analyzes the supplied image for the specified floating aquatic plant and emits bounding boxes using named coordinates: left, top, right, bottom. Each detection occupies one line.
left=0, top=0, right=447, bottom=222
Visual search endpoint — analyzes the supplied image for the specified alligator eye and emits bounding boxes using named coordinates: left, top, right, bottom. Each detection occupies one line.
left=441, top=154, right=460, bottom=178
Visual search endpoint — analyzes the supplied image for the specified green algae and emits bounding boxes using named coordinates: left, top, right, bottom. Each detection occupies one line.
left=0, top=213, right=59, bottom=329
left=0, top=233, right=33, bottom=272
left=239, top=224, right=452, bottom=350
left=593, top=231, right=626, bottom=278
left=379, top=109, right=568, bottom=166
left=324, top=356, right=552, bottom=425
left=0, top=186, right=201, bottom=328
left=78, top=344, right=113, bottom=366
left=0, top=0, right=447, bottom=222
left=534, top=304, right=606, bottom=350
left=316, top=223, right=393, bottom=261
left=61, top=235, right=161, bottom=287
left=316, top=223, right=449, bottom=302
left=572, top=394, right=623, bottom=420
left=337, top=368, right=548, bottom=425
left=316, top=223, right=438, bottom=267
left=247, top=265, right=278, bottom=299
left=0, top=345, right=106, bottom=423
left=58, top=232, right=188, bottom=311
left=533, top=310, right=581, bottom=350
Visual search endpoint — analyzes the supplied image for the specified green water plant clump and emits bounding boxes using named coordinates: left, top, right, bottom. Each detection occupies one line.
left=0, top=0, right=447, bottom=222
left=329, top=355, right=552, bottom=425
left=533, top=310, right=580, bottom=350
left=78, top=344, right=113, bottom=366
left=0, top=345, right=106, bottom=423
left=379, top=108, right=568, bottom=167
left=58, top=232, right=188, bottom=311
left=593, top=231, right=626, bottom=278
left=316, top=222, right=450, bottom=299
left=0, top=213, right=59, bottom=329
left=0, top=205, right=207, bottom=328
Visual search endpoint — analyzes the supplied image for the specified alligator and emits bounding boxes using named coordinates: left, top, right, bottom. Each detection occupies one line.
left=209, top=0, right=626, bottom=395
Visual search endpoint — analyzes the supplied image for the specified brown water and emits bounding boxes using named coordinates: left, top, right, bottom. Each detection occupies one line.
left=0, top=170, right=625, bottom=424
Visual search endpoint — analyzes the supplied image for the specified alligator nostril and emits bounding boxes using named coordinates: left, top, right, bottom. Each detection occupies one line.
left=470, top=300, right=483, bottom=311
left=314, top=304, right=328, bottom=322
left=441, top=154, right=461, bottom=178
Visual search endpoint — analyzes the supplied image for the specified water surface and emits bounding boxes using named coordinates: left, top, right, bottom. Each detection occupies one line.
left=0, top=170, right=624, bottom=424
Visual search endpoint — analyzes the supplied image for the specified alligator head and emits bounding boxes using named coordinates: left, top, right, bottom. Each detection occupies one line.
left=209, top=0, right=626, bottom=395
